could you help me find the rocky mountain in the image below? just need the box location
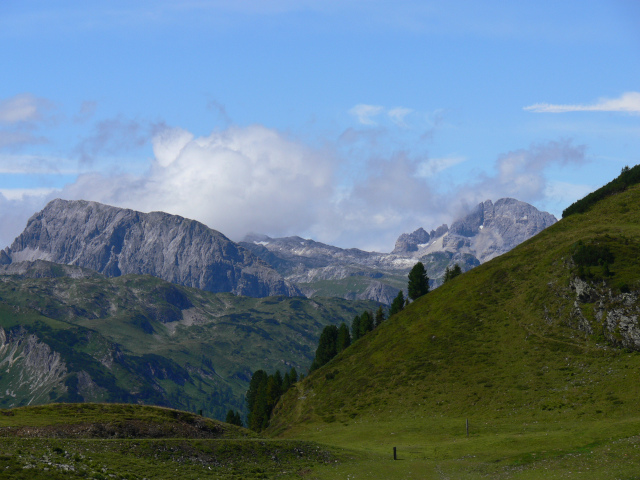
[392,198,557,261]
[4,199,300,298]
[241,198,556,303]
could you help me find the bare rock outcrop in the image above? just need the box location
[6,199,301,298]
[569,277,640,350]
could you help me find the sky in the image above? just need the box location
[1,0,639,252]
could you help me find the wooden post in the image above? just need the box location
[393,447,397,460]
[466,418,469,437]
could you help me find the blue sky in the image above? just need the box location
[1,1,639,251]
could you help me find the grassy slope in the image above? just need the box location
[0,403,345,479]
[267,184,640,479]
[0,274,377,419]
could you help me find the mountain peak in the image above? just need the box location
[8,199,301,297]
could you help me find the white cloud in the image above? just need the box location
[0,122,593,254]
[460,139,587,206]
[0,188,57,201]
[151,127,194,167]
[524,92,640,114]
[349,104,384,125]
[0,93,52,124]
[388,107,412,127]
[61,125,336,241]
[416,155,466,177]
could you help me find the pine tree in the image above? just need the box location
[336,323,351,352]
[310,324,339,371]
[359,310,374,337]
[375,306,385,327]
[282,371,291,392]
[289,367,298,384]
[246,370,267,418]
[389,291,405,316]
[444,263,462,283]
[226,409,243,426]
[351,315,362,341]
[247,371,269,431]
[408,261,429,300]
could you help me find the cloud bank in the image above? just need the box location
[524,92,640,114]
[0,121,589,252]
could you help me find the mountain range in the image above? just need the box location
[2,197,555,305]
[241,197,556,303]
[0,194,556,419]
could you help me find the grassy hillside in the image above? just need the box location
[0,271,377,420]
[266,183,640,478]
[0,403,345,479]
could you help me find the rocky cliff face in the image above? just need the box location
[5,199,300,298]
[241,198,555,303]
[0,327,69,407]
[394,198,557,262]
[568,277,640,350]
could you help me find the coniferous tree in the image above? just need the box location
[444,264,462,283]
[359,310,374,337]
[246,370,268,419]
[226,409,243,426]
[375,306,385,327]
[289,367,298,384]
[336,322,351,352]
[282,371,291,392]
[247,375,269,431]
[389,291,405,316]
[408,261,429,300]
[351,315,362,341]
[310,324,339,371]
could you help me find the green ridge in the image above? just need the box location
[266,182,640,479]
[0,274,378,419]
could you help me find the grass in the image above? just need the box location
[0,404,347,479]
[263,183,640,478]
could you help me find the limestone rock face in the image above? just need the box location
[7,199,300,298]
[568,277,640,350]
[392,227,430,254]
[396,198,557,263]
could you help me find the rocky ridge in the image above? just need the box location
[4,199,300,298]
[393,198,557,262]
[241,198,556,303]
